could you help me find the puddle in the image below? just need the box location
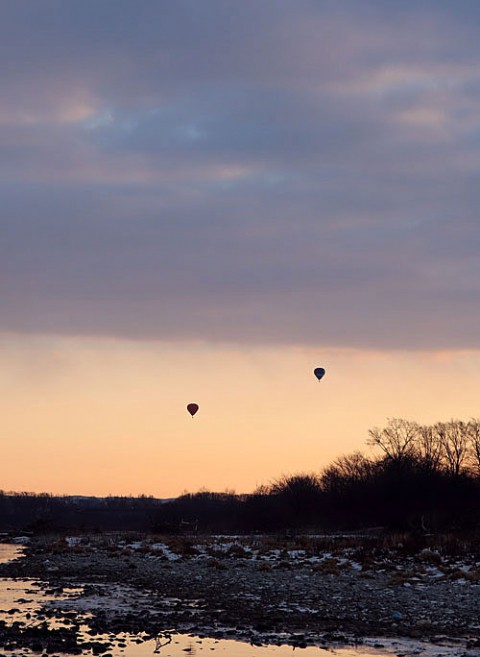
[0,542,84,633]
[0,544,478,657]
[61,632,480,657]
[0,543,24,564]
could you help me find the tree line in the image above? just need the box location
[0,494,163,533]
[2,418,480,534]
[154,418,480,533]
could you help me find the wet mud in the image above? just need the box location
[1,536,479,654]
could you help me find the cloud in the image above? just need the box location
[1,1,480,349]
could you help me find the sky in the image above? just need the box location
[1,1,480,496]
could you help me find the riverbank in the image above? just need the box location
[1,534,480,652]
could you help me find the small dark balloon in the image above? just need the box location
[187,403,199,417]
[314,367,326,381]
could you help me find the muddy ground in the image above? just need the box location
[1,534,480,651]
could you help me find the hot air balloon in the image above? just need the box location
[314,367,326,381]
[187,403,199,417]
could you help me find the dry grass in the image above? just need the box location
[164,537,200,556]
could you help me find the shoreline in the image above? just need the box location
[1,535,480,653]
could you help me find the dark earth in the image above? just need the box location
[1,535,480,653]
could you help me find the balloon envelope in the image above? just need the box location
[314,367,326,381]
[187,403,199,417]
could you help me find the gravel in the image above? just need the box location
[1,536,480,650]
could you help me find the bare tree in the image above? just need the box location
[336,451,375,480]
[467,418,480,476]
[268,473,322,496]
[417,424,443,472]
[368,418,420,460]
[321,451,375,492]
[434,420,470,477]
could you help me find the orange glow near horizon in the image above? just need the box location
[1,334,480,498]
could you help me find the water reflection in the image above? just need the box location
[0,544,478,657]
[93,633,479,657]
[0,542,23,564]
[154,632,172,653]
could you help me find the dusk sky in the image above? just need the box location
[2,1,480,496]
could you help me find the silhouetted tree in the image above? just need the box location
[434,420,470,477]
[266,473,324,529]
[3,417,480,535]
[416,424,443,473]
[368,418,419,460]
[467,418,480,476]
